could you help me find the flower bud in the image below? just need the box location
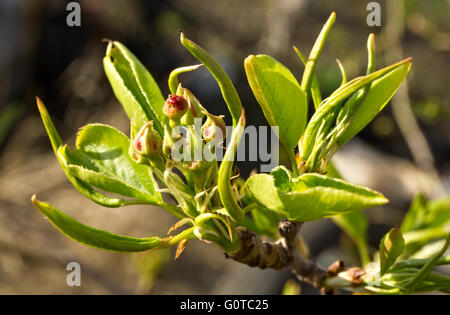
[130,121,162,164]
[202,113,227,141]
[179,88,206,126]
[163,94,188,121]
[182,88,204,118]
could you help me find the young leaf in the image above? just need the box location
[37,98,139,208]
[246,170,388,221]
[411,239,448,259]
[338,62,412,145]
[403,227,449,247]
[300,12,336,95]
[180,32,242,127]
[406,233,450,292]
[292,46,322,110]
[168,64,203,95]
[335,59,348,86]
[32,195,161,252]
[103,41,166,133]
[251,206,282,237]
[195,213,236,243]
[36,97,62,153]
[218,111,246,222]
[392,256,450,270]
[245,54,307,148]
[321,34,376,160]
[61,123,162,203]
[379,227,405,275]
[300,58,411,165]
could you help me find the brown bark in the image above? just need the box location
[228,220,327,290]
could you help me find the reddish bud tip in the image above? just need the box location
[130,121,162,164]
[163,95,188,120]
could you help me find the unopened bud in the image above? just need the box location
[180,88,205,125]
[202,113,227,141]
[130,121,162,164]
[163,95,188,121]
[182,88,204,119]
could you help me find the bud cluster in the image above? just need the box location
[129,86,227,192]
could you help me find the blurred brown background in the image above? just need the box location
[0,0,448,294]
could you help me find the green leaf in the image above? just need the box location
[37,98,138,208]
[379,227,405,275]
[392,256,450,270]
[246,167,388,221]
[338,62,411,145]
[250,206,282,237]
[403,227,449,247]
[292,46,322,110]
[319,34,377,162]
[245,54,307,148]
[400,195,450,255]
[32,196,161,252]
[406,233,450,292]
[300,12,336,95]
[103,41,166,133]
[218,111,246,222]
[300,58,412,167]
[335,59,348,87]
[61,124,162,203]
[168,64,203,95]
[36,97,63,153]
[180,32,242,127]
[411,239,448,259]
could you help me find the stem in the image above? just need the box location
[322,275,353,290]
[228,221,327,289]
[227,220,374,293]
[278,220,326,288]
[159,227,196,248]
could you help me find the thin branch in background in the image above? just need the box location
[384,0,446,197]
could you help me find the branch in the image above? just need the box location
[228,220,330,290]
[278,220,326,288]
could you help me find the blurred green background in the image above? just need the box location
[0,0,448,294]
